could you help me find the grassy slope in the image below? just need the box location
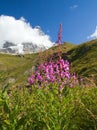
[0,53,39,87]
[68,39,97,82]
[0,39,97,86]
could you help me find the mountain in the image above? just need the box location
[0,26,52,54]
[0,41,46,54]
[0,39,97,87]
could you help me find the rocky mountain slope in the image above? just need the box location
[0,41,46,54]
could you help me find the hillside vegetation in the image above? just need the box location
[68,39,97,83]
[0,53,38,87]
[0,39,97,87]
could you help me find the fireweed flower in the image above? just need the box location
[36,73,42,82]
[28,57,78,87]
[64,72,70,79]
[54,64,59,74]
[71,73,79,85]
[69,83,74,88]
[28,76,35,84]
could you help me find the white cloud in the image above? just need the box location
[87,26,97,39]
[70,5,78,10]
[0,15,53,49]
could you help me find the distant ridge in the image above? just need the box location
[0,41,46,54]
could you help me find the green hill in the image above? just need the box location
[0,53,39,87]
[68,39,97,83]
[0,39,97,87]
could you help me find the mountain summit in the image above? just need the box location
[0,15,53,53]
[0,26,53,54]
[0,41,46,54]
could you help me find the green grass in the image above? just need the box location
[0,53,39,87]
[68,39,97,83]
[0,84,97,130]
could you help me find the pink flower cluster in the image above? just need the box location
[28,57,78,87]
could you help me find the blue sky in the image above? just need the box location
[0,0,97,44]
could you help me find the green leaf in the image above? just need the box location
[4,102,10,113]
[0,98,4,105]
[4,120,11,126]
